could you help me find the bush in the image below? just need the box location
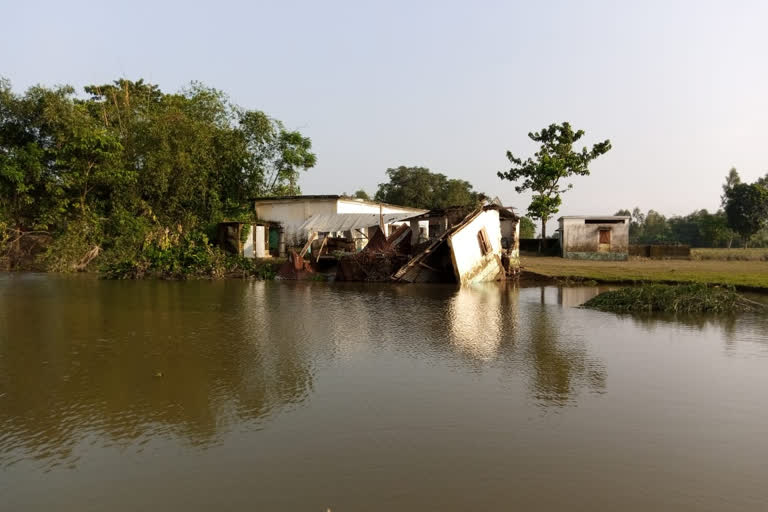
[40,215,103,272]
[101,230,281,280]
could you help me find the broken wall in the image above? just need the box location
[447,209,505,284]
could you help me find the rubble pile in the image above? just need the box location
[336,225,412,282]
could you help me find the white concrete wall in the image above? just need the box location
[500,218,520,258]
[254,226,266,257]
[255,200,337,245]
[447,210,504,284]
[561,218,629,259]
[255,198,426,248]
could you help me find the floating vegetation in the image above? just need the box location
[582,283,767,314]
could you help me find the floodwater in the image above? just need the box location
[1,275,768,511]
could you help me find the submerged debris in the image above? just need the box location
[582,283,766,314]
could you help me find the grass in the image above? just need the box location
[691,248,768,261]
[582,283,765,314]
[521,255,768,291]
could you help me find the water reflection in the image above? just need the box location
[443,283,606,405]
[4,275,768,510]
[2,276,765,474]
[447,283,515,360]
[0,277,314,469]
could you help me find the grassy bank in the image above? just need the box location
[521,256,768,291]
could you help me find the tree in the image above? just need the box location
[724,182,768,247]
[1,76,318,270]
[374,166,482,209]
[0,81,69,236]
[498,122,611,241]
[353,189,370,200]
[519,217,536,238]
[721,167,741,207]
[639,210,672,244]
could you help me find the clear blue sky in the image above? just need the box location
[3,0,767,229]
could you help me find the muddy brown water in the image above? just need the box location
[1,274,768,511]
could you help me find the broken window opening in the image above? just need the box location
[478,228,493,255]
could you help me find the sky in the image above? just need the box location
[2,0,767,232]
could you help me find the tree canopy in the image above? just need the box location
[498,122,611,239]
[724,182,768,247]
[374,166,482,209]
[0,77,316,270]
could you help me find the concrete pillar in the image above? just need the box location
[254,225,266,258]
[278,229,286,257]
[243,225,255,258]
[410,220,420,246]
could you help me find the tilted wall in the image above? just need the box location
[447,210,505,284]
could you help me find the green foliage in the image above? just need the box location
[614,207,758,248]
[582,283,764,314]
[519,216,536,238]
[721,167,741,207]
[724,182,768,247]
[353,189,370,200]
[498,122,611,238]
[40,214,104,272]
[0,77,316,273]
[374,166,482,209]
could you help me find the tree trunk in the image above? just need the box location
[13,224,22,270]
[540,217,548,250]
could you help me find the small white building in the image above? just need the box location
[253,195,428,252]
[558,216,630,260]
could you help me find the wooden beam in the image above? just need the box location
[315,235,328,263]
[299,232,318,258]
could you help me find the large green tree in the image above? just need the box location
[374,166,482,209]
[498,122,611,240]
[724,182,768,247]
[1,77,316,270]
[719,167,742,247]
[721,167,741,206]
[0,82,70,244]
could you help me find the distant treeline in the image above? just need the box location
[0,78,316,274]
[616,169,768,248]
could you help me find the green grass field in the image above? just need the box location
[691,248,768,261]
[521,255,768,290]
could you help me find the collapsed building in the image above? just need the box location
[243,196,520,284]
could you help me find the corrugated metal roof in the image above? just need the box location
[298,213,419,232]
[253,195,426,212]
[558,216,630,221]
